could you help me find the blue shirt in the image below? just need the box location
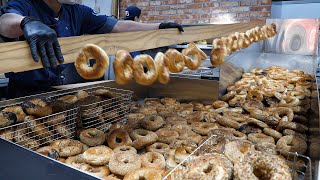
[4,0,118,96]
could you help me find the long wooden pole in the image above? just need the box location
[0,20,264,73]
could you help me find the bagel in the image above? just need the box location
[36,146,60,160]
[0,129,13,141]
[182,44,202,70]
[82,145,113,166]
[212,100,228,109]
[65,155,89,169]
[283,129,307,141]
[2,106,26,123]
[113,50,134,85]
[132,54,158,86]
[124,168,162,180]
[142,115,164,131]
[248,133,275,144]
[76,90,89,99]
[107,128,133,149]
[224,140,255,164]
[186,153,233,180]
[210,39,229,66]
[130,129,158,150]
[109,152,141,176]
[255,141,278,155]
[141,152,165,170]
[273,107,294,122]
[165,49,185,73]
[44,113,66,125]
[276,135,307,156]
[79,128,105,147]
[234,151,291,180]
[75,44,109,80]
[247,118,269,128]
[83,165,110,178]
[154,52,170,84]
[191,122,219,135]
[146,142,170,155]
[263,127,282,140]
[174,145,195,163]
[26,117,53,142]
[21,98,52,117]
[54,124,73,139]
[113,145,137,154]
[156,128,179,144]
[50,139,83,157]
[276,121,308,133]
[0,112,17,128]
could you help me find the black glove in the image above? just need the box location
[159,22,184,32]
[20,16,64,68]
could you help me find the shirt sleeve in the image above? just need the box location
[79,5,118,34]
[5,0,33,16]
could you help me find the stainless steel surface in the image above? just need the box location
[0,138,97,180]
[265,19,319,56]
[164,134,312,180]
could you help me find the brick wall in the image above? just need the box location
[119,0,271,24]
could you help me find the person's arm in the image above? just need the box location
[111,20,159,32]
[112,20,184,33]
[0,13,24,38]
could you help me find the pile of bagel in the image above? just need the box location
[210,23,277,66]
[0,88,119,150]
[28,70,313,179]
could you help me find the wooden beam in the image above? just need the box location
[0,20,264,73]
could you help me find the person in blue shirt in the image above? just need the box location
[124,6,142,58]
[0,0,184,98]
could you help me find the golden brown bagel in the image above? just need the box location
[75,44,109,80]
[182,45,202,70]
[133,54,158,86]
[165,49,185,73]
[113,50,134,85]
[154,52,170,84]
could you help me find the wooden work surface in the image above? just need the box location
[0,20,264,73]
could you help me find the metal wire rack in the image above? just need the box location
[0,108,78,150]
[77,86,133,131]
[163,134,312,180]
[0,86,133,150]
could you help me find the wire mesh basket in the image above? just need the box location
[0,86,133,150]
[0,108,78,150]
[78,86,133,131]
[163,134,312,180]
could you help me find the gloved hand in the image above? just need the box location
[20,16,64,68]
[159,22,184,32]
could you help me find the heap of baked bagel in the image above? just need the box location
[9,65,310,179]
[74,24,277,86]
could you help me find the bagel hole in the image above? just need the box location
[116,137,123,143]
[121,147,130,151]
[143,66,148,73]
[203,164,213,174]
[123,159,129,164]
[149,116,156,121]
[138,176,147,180]
[253,167,267,179]
[156,145,162,149]
[138,131,148,136]
[88,59,96,67]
